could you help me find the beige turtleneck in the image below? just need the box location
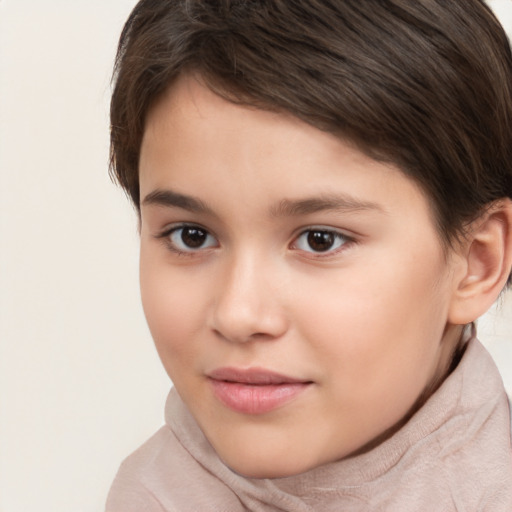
[106,337,512,511]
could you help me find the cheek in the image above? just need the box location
[293,251,449,398]
[139,250,206,371]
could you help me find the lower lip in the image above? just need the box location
[209,379,310,415]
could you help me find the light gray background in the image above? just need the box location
[1,1,511,511]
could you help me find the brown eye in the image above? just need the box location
[167,225,217,252]
[181,227,207,248]
[307,231,336,252]
[293,228,348,254]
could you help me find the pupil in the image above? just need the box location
[307,231,334,252]
[182,227,206,248]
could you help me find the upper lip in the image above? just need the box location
[207,367,310,385]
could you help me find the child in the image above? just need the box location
[106,0,512,510]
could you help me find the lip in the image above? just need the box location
[207,367,312,415]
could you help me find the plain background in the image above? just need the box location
[0,1,511,511]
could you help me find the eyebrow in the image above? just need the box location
[142,189,214,215]
[142,188,385,218]
[269,194,385,217]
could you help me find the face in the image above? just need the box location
[139,75,463,478]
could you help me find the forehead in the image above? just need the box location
[139,74,437,232]
[141,74,352,173]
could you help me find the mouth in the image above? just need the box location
[207,367,313,415]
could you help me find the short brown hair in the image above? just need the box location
[110,0,512,248]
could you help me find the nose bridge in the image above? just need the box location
[210,247,287,343]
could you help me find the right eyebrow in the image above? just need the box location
[141,189,214,215]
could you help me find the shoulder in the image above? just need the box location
[424,341,512,509]
[377,339,512,510]
[509,394,512,438]
[105,423,246,512]
[105,426,176,512]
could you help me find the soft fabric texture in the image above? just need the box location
[106,338,512,511]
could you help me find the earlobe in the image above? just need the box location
[448,199,512,325]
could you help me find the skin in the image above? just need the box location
[138,74,466,478]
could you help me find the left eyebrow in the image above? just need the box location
[269,194,386,218]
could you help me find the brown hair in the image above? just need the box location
[110,0,512,249]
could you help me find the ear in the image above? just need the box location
[448,199,512,325]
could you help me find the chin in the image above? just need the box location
[218,446,323,479]
[227,459,310,479]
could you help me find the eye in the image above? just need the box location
[292,228,349,254]
[164,224,218,253]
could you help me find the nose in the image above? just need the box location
[209,252,289,344]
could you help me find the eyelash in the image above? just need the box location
[156,224,354,258]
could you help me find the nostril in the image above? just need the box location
[213,329,279,343]
[250,332,276,341]
[212,328,274,343]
